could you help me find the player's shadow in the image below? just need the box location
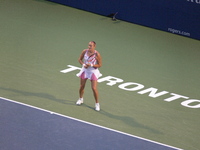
[1,87,162,134]
[84,103,162,135]
[0,87,74,105]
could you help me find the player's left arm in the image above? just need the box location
[94,51,102,68]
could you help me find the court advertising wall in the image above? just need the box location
[48,0,200,40]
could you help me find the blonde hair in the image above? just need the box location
[90,41,96,46]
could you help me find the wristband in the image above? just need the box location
[82,64,86,67]
[91,64,93,67]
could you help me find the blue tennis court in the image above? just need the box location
[0,97,182,150]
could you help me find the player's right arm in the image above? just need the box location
[78,49,87,68]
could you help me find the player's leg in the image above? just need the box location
[91,80,99,103]
[79,78,87,98]
[76,78,87,105]
[91,80,100,111]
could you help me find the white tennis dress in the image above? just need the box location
[76,50,102,80]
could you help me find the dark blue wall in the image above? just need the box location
[48,0,200,40]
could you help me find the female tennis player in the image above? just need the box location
[76,41,102,111]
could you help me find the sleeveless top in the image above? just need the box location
[84,50,97,66]
[76,49,102,80]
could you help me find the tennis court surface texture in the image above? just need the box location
[0,0,200,150]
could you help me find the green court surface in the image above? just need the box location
[0,0,200,149]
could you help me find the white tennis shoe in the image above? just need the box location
[95,103,100,111]
[76,98,83,105]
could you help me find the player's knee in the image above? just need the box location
[91,86,97,91]
[80,84,85,90]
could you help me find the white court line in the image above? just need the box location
[0,96,183,150]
